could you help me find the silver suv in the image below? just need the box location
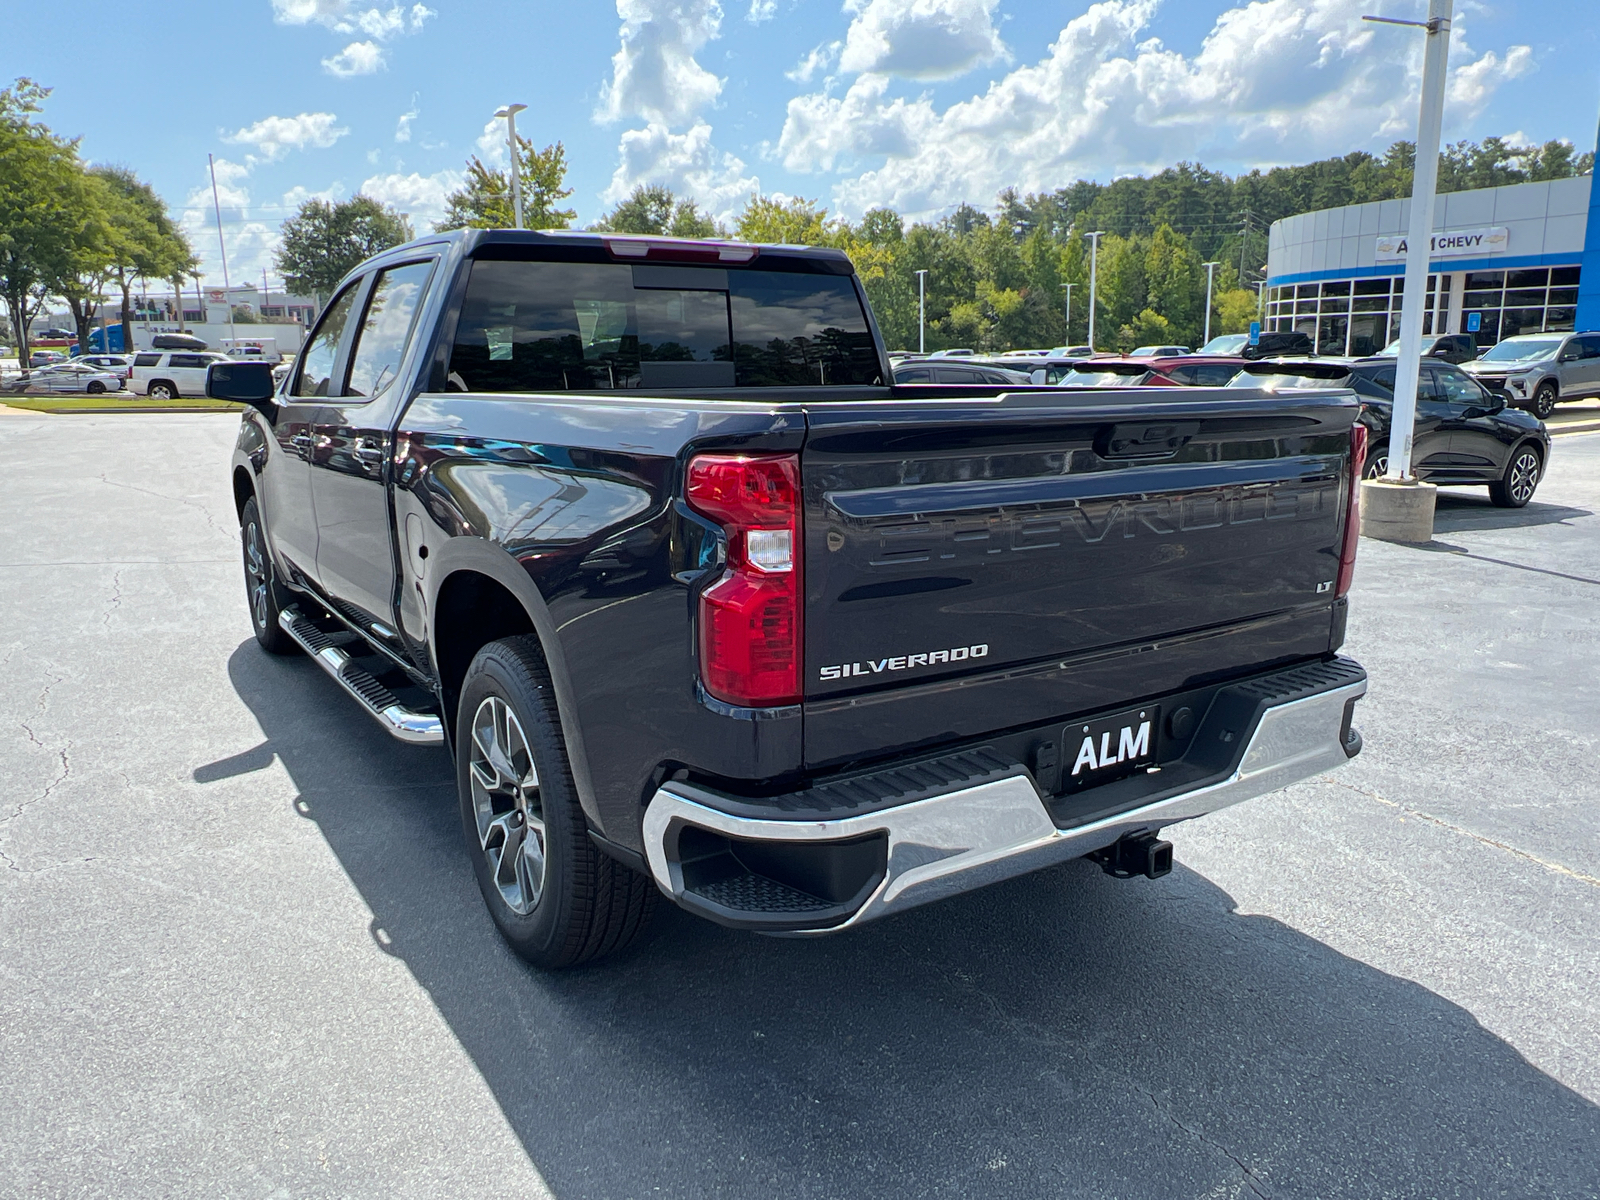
[1462,331,1600,418]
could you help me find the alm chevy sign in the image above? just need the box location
[1375,226,1509,261]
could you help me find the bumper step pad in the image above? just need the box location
[279,605,444,746]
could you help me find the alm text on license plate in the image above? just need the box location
[1063,706,1160,791]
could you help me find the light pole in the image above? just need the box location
[1366,3,1452,482]
[495,103,528,229]
[915,269,928,354]
[1201,261,1220,346]
[1085,231,1104,351]
[1060,282,1073,344]
[207,153,238,348]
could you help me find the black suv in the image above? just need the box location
[1235,358,1550,507]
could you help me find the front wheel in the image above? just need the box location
[1489,444,1542,508]
[1363,446,1390,480]
[456,636,656,969]
[86,380,106,395]
[1529,382,1557,420]
[240,497,298,654]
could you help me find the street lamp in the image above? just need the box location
[495,103,528,229]
[915,269,928,354]
[207,153,238,349]
[1201,261,1220,346]
[1365,3,1451,482]
[1060,282,1073,343]
[1084,231,1104,351]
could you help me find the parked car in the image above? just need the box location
[1129,344,1191,357]
[1459,331,1600,419]
[894,360,1033,385]
[212,227,1367,968]
[1241,330,1314,359]
[1046,344,1095,357]
[1033,358,1185,387]
[29,350,67,367]
[5,362,127,395]
[1228,358,1548,507]
[1141,356,1255,386]
[35,327,74,340]
[926,348,976,358]
[1375,333,1478,365]
[73,353,133,383]
[1197,333,1250,355]
[130,350,233,399]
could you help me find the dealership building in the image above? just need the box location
[1265,170,1600,355]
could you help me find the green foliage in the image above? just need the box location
[275,196,414,297]
[435,138,577,231]
[591,184,721,237]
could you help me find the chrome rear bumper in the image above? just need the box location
[642,669,1366,933]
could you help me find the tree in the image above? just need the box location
[435,137,576,231]
[91,165,194,352]
[53,168,117,352]
[0,79,83,367]
[592,184,720,237]
[275,196,413,298]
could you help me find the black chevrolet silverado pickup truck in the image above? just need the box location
[212,229,1368,968]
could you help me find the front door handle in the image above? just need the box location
[289,433,312,449]
[353,444,384,463]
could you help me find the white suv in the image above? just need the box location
[129,350,232,399]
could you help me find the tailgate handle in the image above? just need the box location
[1096,421,1201,460]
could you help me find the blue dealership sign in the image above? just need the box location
[1467,312,1482,333]
[1249,321,1261,346]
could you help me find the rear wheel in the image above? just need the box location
[1489,444,1542,508]
[147,380,176,400]
[456,636,656,969]
[1529,382,1557,420]
[240,497,298,654]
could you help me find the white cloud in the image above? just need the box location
[395,94,420,142]
[323,40,386,75]
[838,0,1006,80]
[178,160,284,284]
[604,121,758,225]
[747,0,776,21]
[778,0,1537,219]
[600,0,725,127]
[282,183,344,209]
[224,111,349,162]
[787,41,840,83]
[270,0,351,27]
[272,0,435,36]
[359,169,463,229]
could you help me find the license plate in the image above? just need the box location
[1062,706,1160,791]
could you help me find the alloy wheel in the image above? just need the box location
[1364,453,1389,481]
[243,519,270,631]
[469,695,547,915]
[1509,450,1540,505]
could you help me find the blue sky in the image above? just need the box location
[12,1,1599,286]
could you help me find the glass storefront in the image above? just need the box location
[1265,265,1580,352]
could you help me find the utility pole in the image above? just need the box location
[1060,282,1073,343]
[1201,262,1220,346]
[1237,211,1253,286]
[496,104,528,229]
[208,154,238,348]
[1085,232,1104,352]
[915,269,928,354]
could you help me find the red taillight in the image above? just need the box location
[686,453,802,707]
[1337,421,1368,598]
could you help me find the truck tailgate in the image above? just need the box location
[800,390,1357,768]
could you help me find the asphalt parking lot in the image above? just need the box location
[2,411,1597,1200]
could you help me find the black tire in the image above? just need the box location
[1489,443,1542,508]
[456,636,656,968]
[86,380,106,394]
[239,496,298,654]
[148,380,176,400]
[1362,445,1390,481]
[1529,382,1557,420]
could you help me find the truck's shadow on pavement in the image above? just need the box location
[211,641,1600,1200]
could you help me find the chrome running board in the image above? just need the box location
[279,605,444,746]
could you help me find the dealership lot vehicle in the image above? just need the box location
[130,349,232,398]
[1376,332,1479,364]
[1232,358,1549,506]
[1129,343,1191,357]
[1198,332,1250,354]
[892,359,1032,383]
[1031,356,1186,386]
[215,228,1367,968]
[1462,331,1600,418]
[4,362,127,395]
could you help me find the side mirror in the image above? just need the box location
[208,361,277,418]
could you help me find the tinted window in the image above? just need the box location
[1194,365,1240,386]
[448,260,879,392]
[1577,335,1600,360]
[896,367,931,383]
[1434,367,1488,404]
[168,354,206,369]
[345,260,434,399]
[1161,365,1196,385]
[294,286,360,398]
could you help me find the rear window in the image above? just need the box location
[133,354,160,367]
[448,260,881,392]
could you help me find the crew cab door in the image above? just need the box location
[264,283,362,584]
[309,259,436,646]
